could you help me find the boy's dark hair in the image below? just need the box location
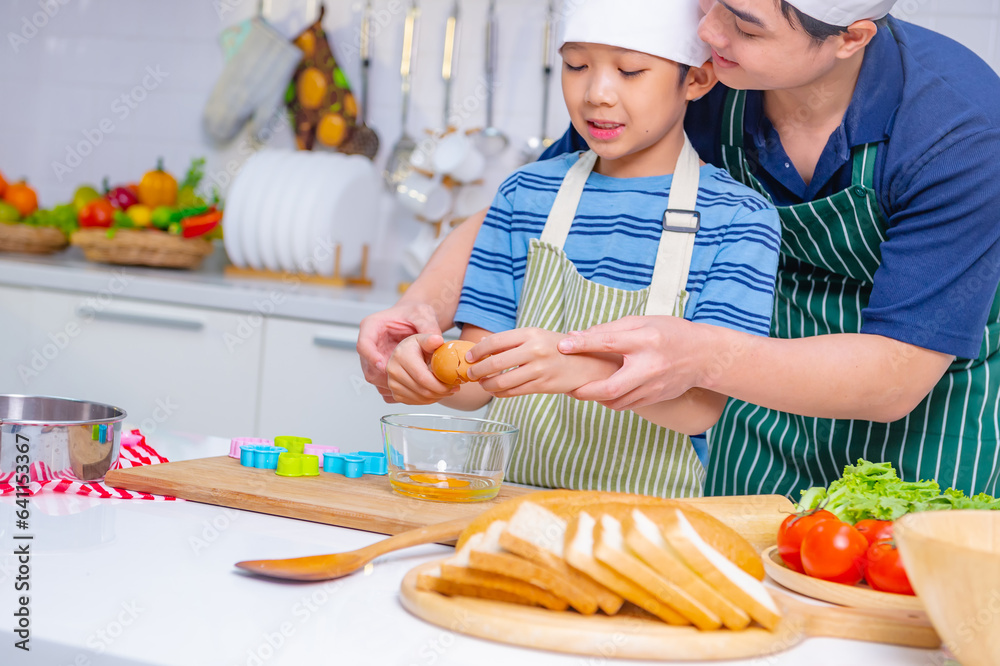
[777,1,888,44]
[679,64,691,85]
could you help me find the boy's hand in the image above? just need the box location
[467,328,621,397]
[386,334,459,405]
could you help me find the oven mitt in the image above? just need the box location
[285,3,362,152]
[203,17,302,144]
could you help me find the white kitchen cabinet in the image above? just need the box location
[1,288,263,437]
[0,285,36,386]
[257,317,485,452]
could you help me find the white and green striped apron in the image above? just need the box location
[487,138,706,498]
[709,89,1000,497]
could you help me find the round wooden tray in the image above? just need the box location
[400,559,939,660]
[401,560,798,661]
[762,546,923,612]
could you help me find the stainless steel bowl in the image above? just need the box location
[0,395,127,483]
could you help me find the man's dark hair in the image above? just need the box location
[777,1,888,44]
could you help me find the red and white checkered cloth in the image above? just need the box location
[0,429,177,501]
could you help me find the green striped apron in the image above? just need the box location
[708,89,1000,497]
[487,138,706,498]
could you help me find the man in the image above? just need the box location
[359,0,1000,497]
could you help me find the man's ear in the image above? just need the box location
[836,19,878,59]
[686,60,718,101]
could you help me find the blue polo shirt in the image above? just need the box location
[545,17,1000,360]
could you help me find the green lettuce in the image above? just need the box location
[795,459,1000,524]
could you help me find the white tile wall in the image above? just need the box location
[0,0,998,255]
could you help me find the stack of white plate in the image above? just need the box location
[223,150,381,276]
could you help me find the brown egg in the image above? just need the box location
[431,340,477,385]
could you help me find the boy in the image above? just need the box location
[386,0,781,498]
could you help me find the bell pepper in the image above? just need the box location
[104,177,140,210]
[125,204,153,227]
[180,210,222,238]
[168,205,209,224]
[78,199,116,228]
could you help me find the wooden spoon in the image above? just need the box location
[234,515,474,581]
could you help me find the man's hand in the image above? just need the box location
[468,328,623,398]
[386,333,459,405]
[557,316,703,410]
[357,304,442,403]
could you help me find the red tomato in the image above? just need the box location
[776,509,839,573]
[78,199,115,228]
[800,520,869,585]
[865,540,915,595]
[855,519,894,547]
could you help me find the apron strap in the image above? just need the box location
[646,134,701,316]
[540,151,599,247]
[538,136,702,317]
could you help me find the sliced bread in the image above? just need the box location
[439,532,570,611]
[565,511,689,626]
[500,501,624,615]
[594,513,723,631]
[417,565,535,606]
[660,509,782,631]
[466,520,599,614]
[625,509,751,631]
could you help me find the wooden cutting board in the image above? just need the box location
[106,456,792,549]
[105,456,537,536]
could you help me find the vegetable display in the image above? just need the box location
[0,157,222,246]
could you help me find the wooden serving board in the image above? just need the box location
[762,546,924,612]
[401,561,940,660]
[104,456,536,536]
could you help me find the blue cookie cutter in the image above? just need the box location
[323,451,387,478]
[240,444,288,470]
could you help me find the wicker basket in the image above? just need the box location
[0,223,69,254]
[71,228,214,269]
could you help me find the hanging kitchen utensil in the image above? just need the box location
[339,0,380,160]
[474,0,509,157]
[440,0,460,131]
[203,0,302,145]
[383,0,420,188]
[520,0,556,164]
[286,2,365,153]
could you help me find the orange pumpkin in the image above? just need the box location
[138,158,177,207]
[0,170,7,198]
[4,181,38,217]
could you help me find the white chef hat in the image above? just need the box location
[560,0,711,67]
[784,0,897,26]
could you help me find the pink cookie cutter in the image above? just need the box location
[229,437,273,458]
[304,444,340,458]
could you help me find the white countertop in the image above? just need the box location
[0,431,945,666]
[0,245,400,326]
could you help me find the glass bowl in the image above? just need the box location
[380,413,518,503]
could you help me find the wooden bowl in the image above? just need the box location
[895,510,1000,666]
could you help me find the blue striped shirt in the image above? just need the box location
[455,152,781,336]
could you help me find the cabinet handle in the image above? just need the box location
[76,307,205,331]
[312,330,359,350]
